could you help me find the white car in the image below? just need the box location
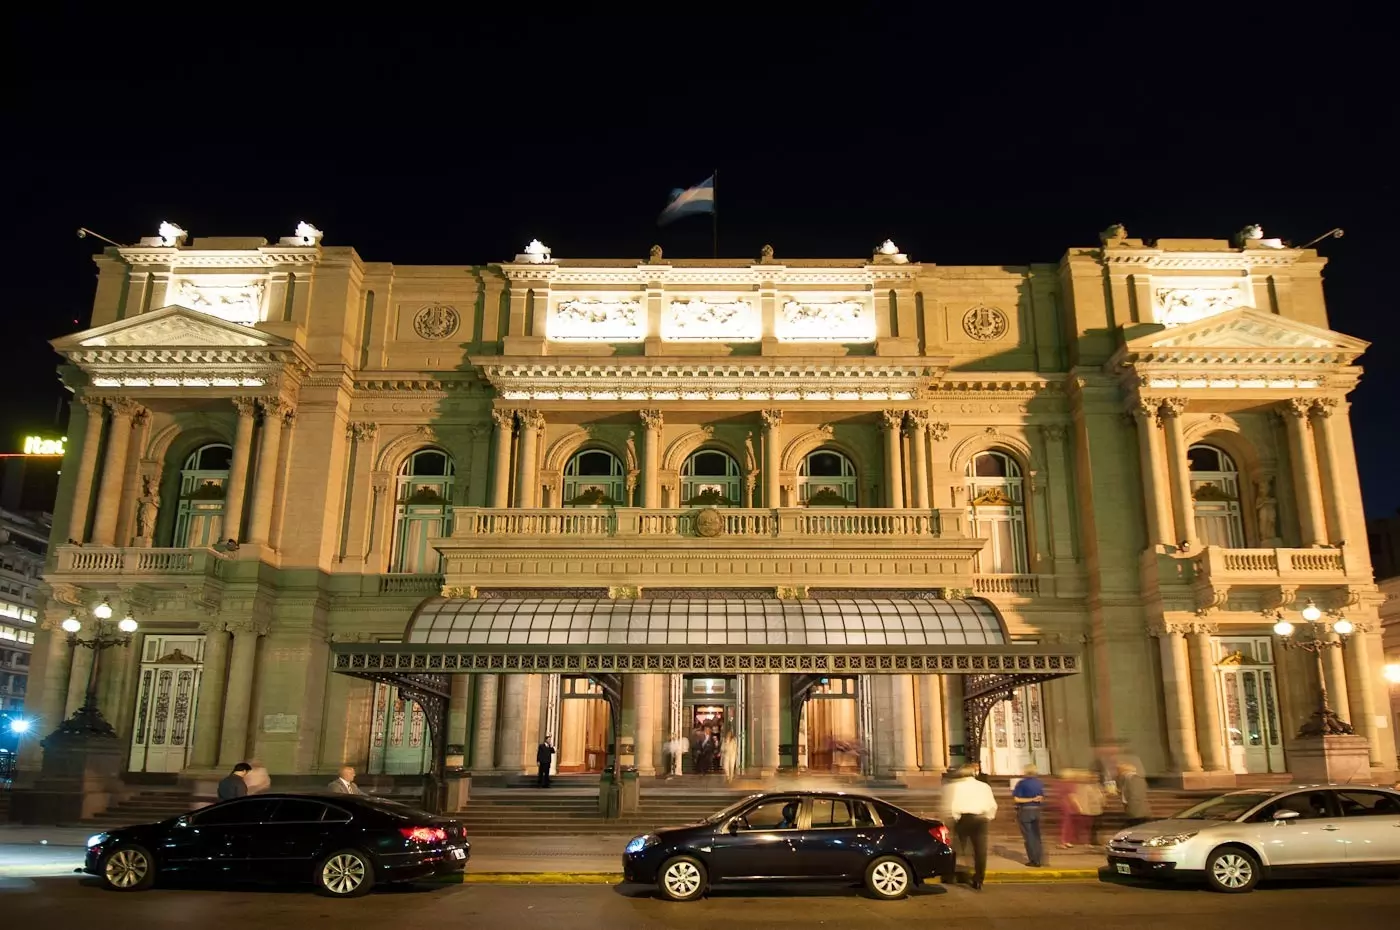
[1107,784,1400,893]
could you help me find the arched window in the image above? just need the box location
[563,449,625,506]
[681,449,741,507]
[391,448,455,573]
[1189,444,1244,548]
[175,443,233,547]
[798,449,857,506]
[965,450,1028,573]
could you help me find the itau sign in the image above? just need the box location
[22,436,65,456]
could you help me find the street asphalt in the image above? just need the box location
[0,875,1397,928]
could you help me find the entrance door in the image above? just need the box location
[682,675,737,774]
[979,684,1049,776]
[558,677,610,773]
[806,677,860,773]
[367,682,429,775]
[128,634,205,773]
[1214,637,1285,774]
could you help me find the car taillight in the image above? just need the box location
[930,825,951,846]
[401,826,447,844]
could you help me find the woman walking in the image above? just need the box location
[721,730,739,782]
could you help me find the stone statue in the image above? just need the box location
[744,432,758,476]
[759,244,774,263]
[136,494,158,539]
[1099,223,1128,245]
[1256,476,1279,543]
[625,431,639,473]
[648,244,663,264]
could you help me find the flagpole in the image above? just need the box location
[711,168,718,259]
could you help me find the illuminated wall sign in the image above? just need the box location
[22,436,65,456]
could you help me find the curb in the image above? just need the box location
[453,869,1102,885]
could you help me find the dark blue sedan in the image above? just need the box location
[83,793,469,897]
[623,790,955,901]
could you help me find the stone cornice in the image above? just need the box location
[493,261,923,287]
[112,246,322,268]
[1099,249,1311,270]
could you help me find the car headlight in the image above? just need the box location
[624,834,658,854]
[86,833,110,848]
[1142,832,1197,847]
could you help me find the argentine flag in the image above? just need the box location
[658,175,715,225]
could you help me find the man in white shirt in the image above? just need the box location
[328,765,365,795]
[944,764,998,889]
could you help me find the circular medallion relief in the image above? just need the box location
[413,304,461,340]
[961,304,1009,342]
[695,507,725,538]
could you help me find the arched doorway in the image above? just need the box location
[965,450,1028,573]
[1188,444,1245,547]
[391,448,455,572]
[681,449,741,506]
[174,444,233,547]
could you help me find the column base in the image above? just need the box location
[1159,770,1237,790]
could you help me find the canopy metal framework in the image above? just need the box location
[330,595,1079,810]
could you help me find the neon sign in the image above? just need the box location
[22,436,65,456]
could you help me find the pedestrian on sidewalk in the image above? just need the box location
[1011,764,1045,867]
[945,763,997,890]
[535,736,555,788]
[244,761,271,794]
[217,762,251,800]
[721,730,739,783]
[1117,762,1150,827]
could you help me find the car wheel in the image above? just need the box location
[99,845,156,892]
[315,848,377,898]
[1205,847,1260,894]
[657,856,706,902]
[865,855,914,900]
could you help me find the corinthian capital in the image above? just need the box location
[1284,397,1312,418]
[107,397,146,419]
[490,408,515,431]
[232,396,259,418]
[639,409,664,431]
[1158,397,1188,418]
[258,397,295,420]
[1133,397,1162,422]
[1310,397,1339,418]
[516,409,545,431]
[927,422,950,442]
[880,409,904,431]
[346,421,379,443]
[904,410,930,434]
[760,409,783,429]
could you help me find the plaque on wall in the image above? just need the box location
[262,713,299,734]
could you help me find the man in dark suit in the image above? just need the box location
[536,736,556,788]
[217,762,251,800]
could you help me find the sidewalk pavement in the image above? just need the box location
[0,825,1105,883]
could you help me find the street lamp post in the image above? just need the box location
[1271,599,1353,738]
[49,598,139,740]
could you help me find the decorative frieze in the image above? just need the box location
[663,298,760,342]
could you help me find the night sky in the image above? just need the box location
[7,9,1397,515]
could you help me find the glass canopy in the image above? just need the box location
[405,597,1007,648]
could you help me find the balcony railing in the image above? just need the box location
[51,546,227,578]
[452,507,953,541]
[376,574,445,595]
[973,574,1042,597]
[1165,545,1365,586]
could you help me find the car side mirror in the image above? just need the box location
[1272,809,1300,822]
[726,819,740,835]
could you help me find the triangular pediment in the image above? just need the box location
[1124,307,1369,354]
[53,306,290,351]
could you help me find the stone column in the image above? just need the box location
[64,637,93,718]
[90,399,144,546]
[634,673,657,776]
[641,409,663,508]
[1282,398,1327,546]
[1187,626,1227,772]
[190,620,230,769]
[1158,397,1197,550]
[449,676,471,757]
[36,613,75,737]
[889,673,917,777]
[1322,631,1351,724]
[514,410,543,509]
[880,410,905,509]
[761,409,782,508]
[246,399,292,547]
[1151,621,1203,773]
[489,410,514,508]
[906,411,930,509]
[471,674,500,772]
[66,399,106,543]
[1308,399,1350,546]
[497,674,527,774]
[759,674,780,776]
[917,674,946,772]
[218,619,267,766]
[221,397,259,543]
[1342,625,1381,764]
[1133,400,1173,549]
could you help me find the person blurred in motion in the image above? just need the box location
[945,763,998,889]
[244,761,271,794]
[721,730,739,782]
[1011,764,1046,867]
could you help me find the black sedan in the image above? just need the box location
[623,790,955,901]
[83,793,469,897]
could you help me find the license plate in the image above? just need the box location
[450,848,466,860]
[1115,863,1132,875]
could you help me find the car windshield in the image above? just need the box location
[1172,791,1275,821]
[703,794,764,824]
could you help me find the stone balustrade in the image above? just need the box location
[1155,545,1368,590]
[52,545,226,578]
[451,507,959,541]
[972,573,1043,597]
[376,573,446,595]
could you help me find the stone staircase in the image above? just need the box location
[80,790,213,828]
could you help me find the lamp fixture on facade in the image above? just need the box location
[1271,603,1353,738]
[1384,663,1400,685]
[48,600,140,741]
